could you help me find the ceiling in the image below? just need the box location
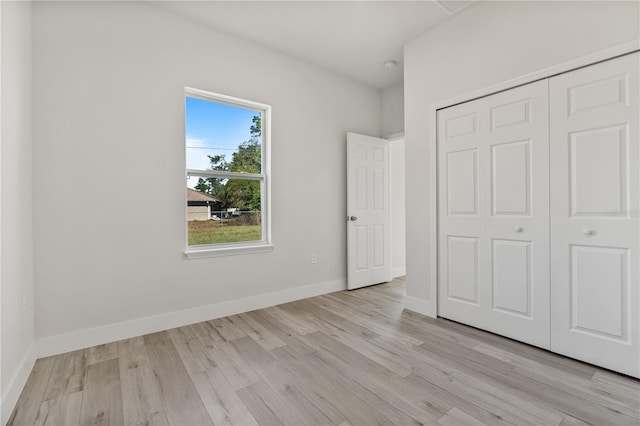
[152,1,475,89]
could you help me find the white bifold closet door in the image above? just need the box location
[549,53,639,378]
[437,52,639,377]
[437,80,551,349]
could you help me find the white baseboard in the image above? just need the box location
[36,279,346,358]
[404,295,437,318]
[1,342,37,426]
[391,266,406,279]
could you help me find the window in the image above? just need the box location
[184,87,271,258]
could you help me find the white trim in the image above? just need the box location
[185,86,270,113]
[185,243,274,259]
[404,295,437,318]
[388,138,395,282]
[427,41,640,319]
[391,266,406,279]
[1,343,36,426]
[386,131,405,141]
[263,104,272,246]
[429,93,439,318]
[36,278,345,358]
[389,137,406,282]
[187,169,264,181]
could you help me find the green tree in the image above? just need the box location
[250,115,261,137]
[195,115,262,212]
[193,153,229,197]
[229,140,261,173]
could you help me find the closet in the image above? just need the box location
[437,52,639,378]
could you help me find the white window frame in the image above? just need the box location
[184,87,273,259]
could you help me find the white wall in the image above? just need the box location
[1,1,36,423]
[404,1,640,315]
[32,2,381,347]
[389,139,406,278]
[383,82,406,278]
[382,82,404,137]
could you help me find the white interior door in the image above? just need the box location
[550,52,640,378]
[347,132,390,290]
[437,80,551,349]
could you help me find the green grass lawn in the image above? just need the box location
[188,221,262,245]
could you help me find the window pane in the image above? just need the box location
[187,178,262,246]
[186,96,262,173]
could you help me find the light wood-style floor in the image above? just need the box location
[9,278,640,426]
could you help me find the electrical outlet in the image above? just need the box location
[311,253,318,264]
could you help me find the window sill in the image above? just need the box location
[184,243,274,260]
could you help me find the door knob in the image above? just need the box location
[349,216,358,222]
[514,226,524,233]
[583,229,596,237]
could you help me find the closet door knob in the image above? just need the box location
[583,229,596,237]
[514,226,524,233]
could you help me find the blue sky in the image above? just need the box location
[186,96,259,188]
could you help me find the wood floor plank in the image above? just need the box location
[340,315,567,425]
[512,363,640,417]
[230,336,338,425]
[436,317,599,379]
[418,334,515,376]
[167,325,217,375]
[591,369,640,403]
[416,339,632,425]
[269,348,395,426]
[236,312,286,351]
[308,348,438,425]
[194,318,231,346]
[306,333,508,426]
[473,339,638,417]
[208,316,247,342]
[396,311,481,349]
[327,328,414,377]
[191,368,259,426]
[293,299,380,341]
[7,357,56,426]
[79,359,124,426]
[118,337,169,426]
[319,295,424,347]
[262,348,349,425]
[236,381,304,426]
[263,305,318,335]
[143,332,213,426]
[410,341,566,425]
[116,336,147,369]
[41,349,87,402]
[9,279,640,426]
[190,322,262,391]
[87,342,118,365]
[438,407,486,426]
[33,391,82,426]
[247,310,316,357]
[300,331,406,383]
[506,370,638,425]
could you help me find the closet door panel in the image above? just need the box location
[550,52,639,378]
[438,100,487,329]
[438,80,550,348]
[483,81,550,348]
[492,239,532,317]
[491,139,531,216]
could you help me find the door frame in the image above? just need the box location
[421,40,640,319]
